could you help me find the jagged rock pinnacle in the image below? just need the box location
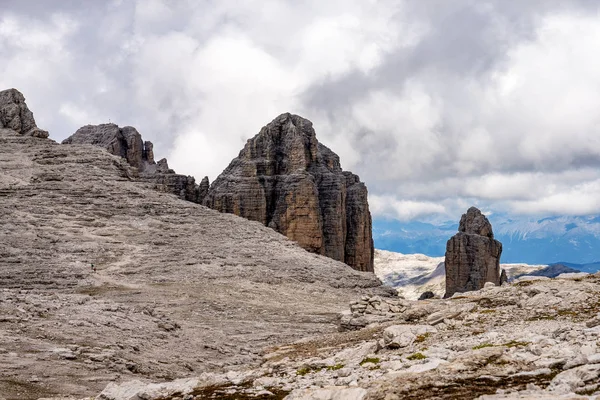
[0,88,49,138]
[204,113,374,272]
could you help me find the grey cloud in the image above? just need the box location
[2,0,600,220]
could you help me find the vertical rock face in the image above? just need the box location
[204,113,374,272]
[444,207,502,298]
[62,124,210,203]
[0,88,49,138]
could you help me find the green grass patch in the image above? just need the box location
[407,352,427,361]
[527,315,556,321]
[557,310,578,317]
[502,340,530,348]
[415,333,431,343]
[326,364,344,371]
[359,357,380,366]
[296,366,323,376]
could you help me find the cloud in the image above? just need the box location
[2,0,600,221]
[370,195,447,221]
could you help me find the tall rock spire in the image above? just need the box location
[444,207,503,297]
[204,113,374,272]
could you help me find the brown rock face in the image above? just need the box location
[0,88,48,138]
[62,124,209,203]
[444,207,502,298]
[204,113,374,272]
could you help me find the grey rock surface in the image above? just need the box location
[0,127,385,398]
[90,272,600,399]
[204,113,374,272]
[0,88,48,138]
[445,207,503,298]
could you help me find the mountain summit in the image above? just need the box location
[205,113,374,272]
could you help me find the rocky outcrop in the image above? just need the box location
[203,113,374,272]
[444,207,503,298]
[0,88,48,138]
[63,124,150,170]
[62,124,209,203]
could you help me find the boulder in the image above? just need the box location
[383,324,437,348]
[0,88,48,138]
[444,207,503,298]
[204,113,374,272]
[418,291,435,300]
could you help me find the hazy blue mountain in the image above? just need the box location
[553,261,600,274]
[513,264,580,279]
[373,214,600,269]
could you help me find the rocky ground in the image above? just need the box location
[88,272,600,400]
[0,128,387,399]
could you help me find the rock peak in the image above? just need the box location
[62,123,209,204]
[458,206,494,238]
[0,88,49,138]
[205,113,374,272]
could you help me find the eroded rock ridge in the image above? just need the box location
[0,88,49,138]
[204,113,374,272]
[63,123,209,203]
[444,207,503,298]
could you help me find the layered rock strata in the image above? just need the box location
[444,207,503,298]
[0,101,385,397]
[0,88,49,138]
[62,124,209,203]
[204,113,374,272]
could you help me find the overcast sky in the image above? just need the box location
[2,0,600,222]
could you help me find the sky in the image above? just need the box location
[2,0,600,223]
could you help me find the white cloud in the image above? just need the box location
[370,195,446,221]
[2,1,600,222]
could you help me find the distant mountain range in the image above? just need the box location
[512,263,580,279]
[373,214,600,269]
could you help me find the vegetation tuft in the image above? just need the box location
[407,352,426,361]
[359,357,380,366]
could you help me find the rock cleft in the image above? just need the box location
[204,113,374,272]
[444,207,503,298]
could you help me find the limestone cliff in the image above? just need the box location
[62,124,209,203]
[444,207,503,298]
[204,113,374,272]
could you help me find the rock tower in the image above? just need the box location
[204,113,374,272]
[444,207,503,298]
